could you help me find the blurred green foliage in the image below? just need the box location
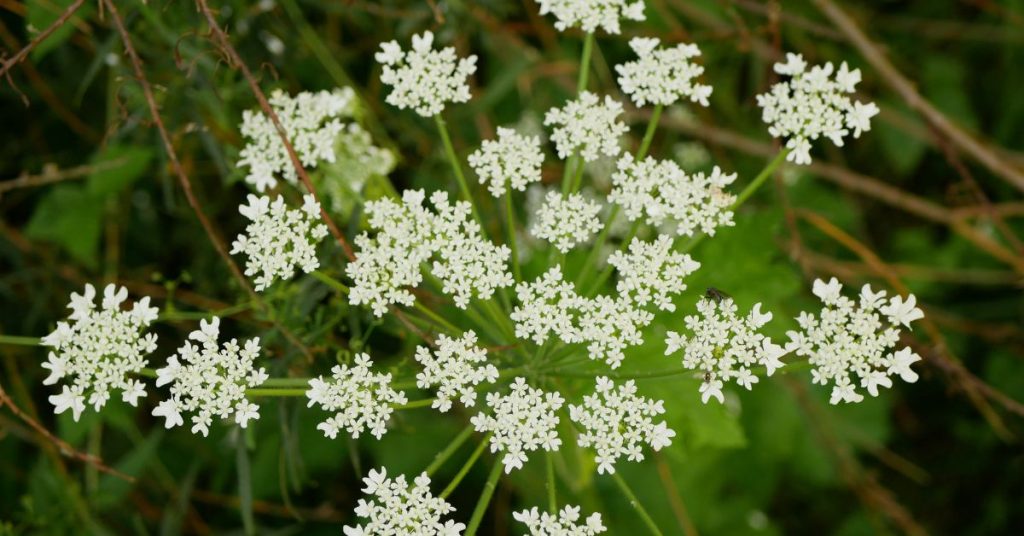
[2,1,1023,535]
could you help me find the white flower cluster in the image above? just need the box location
[514,505,606,536]
[41,284,158,421]
[511,267,653,368]
[319,122,397,212]
[238,88,354,191]
[615,37,712,107]
[609,154,737,237]
[536,0,645,34]
[472,377,564,473]
[787,278,924,404]
[545,92,628,162]
[569,377,675,474]
[343,468,465,536]
[665,297,787,404]
[376,31,477,117]
[347,190,513,315]
[231,194,328,292]
[415,331,499,412]
[756,52,880,165]
[306,354,408,439]
[607,236,700,312]
[531,192,603,253]
[151,318,267,436]
[467,127,545,197]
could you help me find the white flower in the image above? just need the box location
[544,92,628,162]
[471,378,564,473]
[531,191,603,253]
[231,194,328,292]
[238,88,355,191]
[665,297,787,404]
[536,0,645,34]
[609,154,737,237]
[786,278,924,404]
[577,295,653,369]
[467,127,545,197]
[151,317,268,436]
[376,31,477,117]
[514,505,607,535]
[511,266,587,346]
[306,353,408,439]
[569,377,674,474]
[41,284,159,421]
[415,331,499,412]
[615,37,712,107]
[343,467,465,536]
[607,236,701,311]
[756,53,879,165]
[348,190,513,315]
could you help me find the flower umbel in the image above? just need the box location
[231,194,328,292]
[376,31,477,117]
[616,37,712,107]
[151,318,267,436]
[415,331,499,413]
[607,236,701,311]
[665,297,787,404]
[467,127,545,197]
[531,191,604,253]
[786,278,924,404]
[41,284,158,421]
[536,0,645,34]
[343,467,465,536]
[514,505,607,535]
[545,92,628,162]
[306,353,408,439]
[471,377,564,473]
[756,53,879,165]
[569,377,675,474]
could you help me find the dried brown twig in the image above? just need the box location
[0,0,86,80]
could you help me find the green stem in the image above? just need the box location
[575,205,620,287]
[426,424,475,476]
[310,270,349,294]
[434,114,483,227]
[413,301,460,335]
[636,104,663,160]
[505,191,521,282]
[440,436,491,499]
[465,459,503,536]
[246,388,307,397]
[682,148,790,254]
[546,451,557,513]
[567,157,587,194]
[0,335,41,346]
[585,219,641,296]
[264,377,312,388]
[577,32,594,93]
[611,471,664,536]
[394,398,436,410]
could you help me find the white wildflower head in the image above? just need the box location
[514,505,607,535]
[616,37,712,107]
[41,284,158,421]
[230,194,328,292]
[665,297,787,404]
[786,278,924,404]
[531,191,603,253]
[511,266,587,346]
[536,0,645,34]
[756,53,880,165]
[467,127,545,197]
[609,154,737,237]
[471,377,564,473]
[544,92,628,162]
[343,467,465,536]
[151,317,267,436]
[306,353,408,439]
[347,190,512,315]
[569,377,674,474]
[376,31,477,117]
[577,295,652,369]
[415,331,499,413]
[238,88,355,192]
[607,236,700,312]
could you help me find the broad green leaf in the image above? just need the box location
[87,145,153,196]
[25,184,103,268]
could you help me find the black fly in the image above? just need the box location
[705,287,732,303]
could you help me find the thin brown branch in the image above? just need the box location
[194,0,355,261]
[654,452,699,536]
[809,0,1024,193]
[0,0,86,79]
[0,380,134,482]
[0,157,129,198]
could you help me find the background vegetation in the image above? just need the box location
[1,0,1023,534]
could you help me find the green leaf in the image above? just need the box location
[86,145,153,196]
[25,184,104,268]
[26,0,93,61]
